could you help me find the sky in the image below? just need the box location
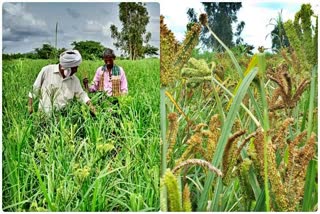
[2,2,160,54]
[2,1,319,54]
[160,0,319,53]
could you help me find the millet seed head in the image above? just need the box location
[199,13,208,26]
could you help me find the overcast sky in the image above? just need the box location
[2,1,319,54]
[161,0,319,53]
[2,2,160,54]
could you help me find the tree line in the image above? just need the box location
[2,40,158,60]
[187,2,295,54]
[3,2,159,61]
[4,2,309,61]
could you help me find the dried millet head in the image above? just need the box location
[199,13,208,26]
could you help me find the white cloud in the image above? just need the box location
[3,3,47,31]
[3,28,11,39]
[161,0,203,41]
[84,20,113,38]
[238,1,318,52]
[3,3,49,42]
[150,15,160,23]
[174,32,185,42]
[102,22,114,37]
[238,2,283,51]
[83,20,103,33]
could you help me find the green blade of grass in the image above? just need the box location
[197,67,258,211]
[248,165,261,200]
[211,77,260,127]
[91,180,100,211]
[211,80,226,124]
[254,187,266,211]
[300,90,310,132]
[2,200,31,211]
[302,159,317,211]
[160,86,167,176]
[204,22,263,123]
[77,165,127,208]
[32,157,55,211]
[307,66,317,138]
[226,54,258,110]
[208,176,223,211]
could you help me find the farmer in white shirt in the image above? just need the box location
[28,50,96,115]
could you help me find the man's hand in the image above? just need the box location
[28,107,33,115]
[86,100,96,117]
[83,78,89,91]
[28,97,33,115]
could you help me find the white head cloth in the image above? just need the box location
[59,50,82,68]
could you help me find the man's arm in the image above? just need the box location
[86,100,96,117]
[83,78,89,91]
[120,68,128,95]
[83,68,101,93]
[28,67,46,114]
[75,79,96,117]
[28,97,33,114]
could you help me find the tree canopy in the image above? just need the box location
[187,2,244,51]
[110,2,158,60]
[267,10,290,51]
[71,40,105,60]
[3,41,105,60]
[34,44,57,59]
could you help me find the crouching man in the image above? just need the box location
[28,50,96,116]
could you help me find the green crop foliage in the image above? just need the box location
[283,3,317,75]
[161,10,318,212]
[2,58,160,211]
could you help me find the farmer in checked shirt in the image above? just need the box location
[83,48,128,139]
[83,48,128,97]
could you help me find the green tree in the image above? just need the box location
[110,2,158,60]
[234,21,245,45]
[58,47,67,55]
[34,44,57,59]
[143,44,159,57]
[71,40,105,60]
[187,3,243,51]
[267,10,290,51]
[24,52,39,59]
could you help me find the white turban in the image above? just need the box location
[59,50,82,68]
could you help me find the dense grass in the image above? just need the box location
[2,58,160,211]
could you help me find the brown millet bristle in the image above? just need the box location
[172,158,222,176]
